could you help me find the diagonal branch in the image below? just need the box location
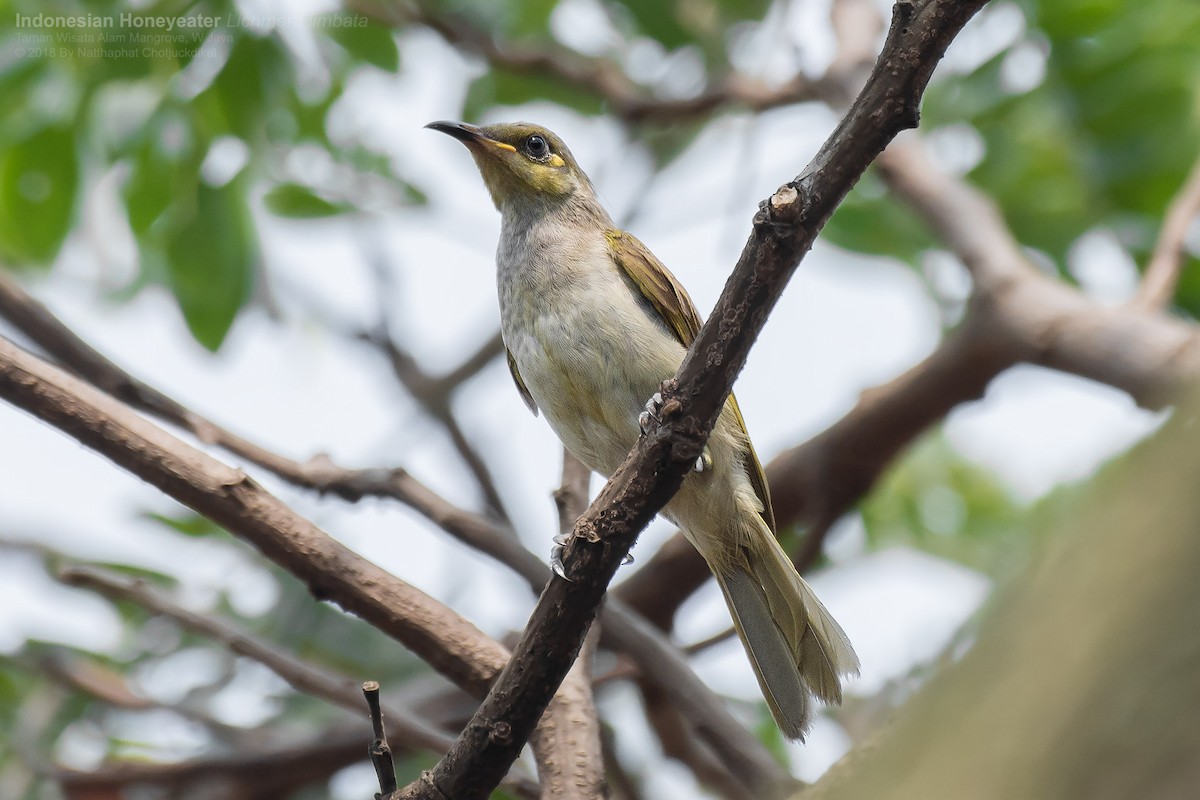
[395,2,992,798]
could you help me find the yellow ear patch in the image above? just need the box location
[547,154,565,168]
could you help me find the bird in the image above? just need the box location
[426,120,859,739]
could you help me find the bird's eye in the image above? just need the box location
[525,135,549,159]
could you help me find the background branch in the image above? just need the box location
[359,0,826,123]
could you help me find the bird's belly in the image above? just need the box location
[505,298,682,478]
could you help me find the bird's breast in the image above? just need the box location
[496,229,683,476]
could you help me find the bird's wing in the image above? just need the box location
[606,229,777,533]
[507,347,538,416]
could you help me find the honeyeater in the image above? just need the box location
[427,120,858,738]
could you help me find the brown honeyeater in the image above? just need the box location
[427,120,859,739]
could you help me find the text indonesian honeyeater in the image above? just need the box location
[427,120,859,738]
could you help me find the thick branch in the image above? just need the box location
[396,2,990,797]
[0,336,508,695]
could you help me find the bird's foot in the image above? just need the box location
[638,392,663,434]
[551,533,634,577]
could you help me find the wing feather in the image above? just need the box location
[506,347,538,416]
[606,229,777,533]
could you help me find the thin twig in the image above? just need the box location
[554,450,591,536]
[1133,154,1200,309]
[364,681,399,798]
[355,247,512,522]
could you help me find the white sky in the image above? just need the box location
[0,2,1168,796]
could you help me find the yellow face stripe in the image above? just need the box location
[484,139,517,152]
[547,154,565,168]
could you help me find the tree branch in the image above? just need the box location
[394,2,991,797]
[523,451,606,799]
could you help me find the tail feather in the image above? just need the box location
[718,568,812,739]
[713,529,859,739]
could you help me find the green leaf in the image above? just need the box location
[263,182,349,218]
[321,14,400,72]
[402,181,429,206]
[163,178,256,350]
[194,33,291,141]
[142,511,226,538]
[124,131,198,236]
[923,0,1200,288]
[0,126,79,266]
[861,435,1023,574]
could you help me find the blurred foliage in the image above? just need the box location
[828,0,1200,314]
[0,0,412,349]
[927,0,1200,307]
[860,436,1025,576]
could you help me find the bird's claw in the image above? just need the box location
[638,392,663,435]
[550,533,572,580]
[694,448,712,473]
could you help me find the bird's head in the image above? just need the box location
[425,121,593,214]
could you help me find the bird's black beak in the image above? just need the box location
[425,120,516,154]
[425,120,486,144]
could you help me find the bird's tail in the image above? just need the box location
[713,525,859,740]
